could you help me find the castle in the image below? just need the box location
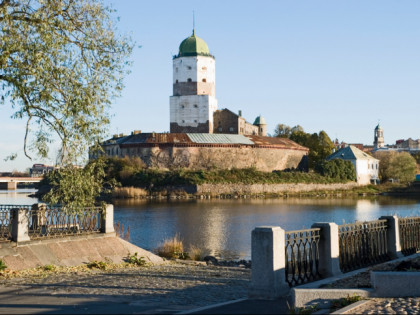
[91,29,308,171]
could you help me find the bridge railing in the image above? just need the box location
[399,217,420,256]
[0,204,114,242]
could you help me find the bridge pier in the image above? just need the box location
[0,182,17,190]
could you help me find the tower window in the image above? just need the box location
[202,66,207,70]
[182,120,185,123]
[176,67,178,72]
[194,120,197,123]
[187,66,192,70]
[193,104,198,108]
[181,105,185,108]
[202,78,207,82]
[187,78,192,82]
[176,80,178,83]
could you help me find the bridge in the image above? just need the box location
[0,177,43,190]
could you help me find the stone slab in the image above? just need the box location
[291,288,373,308]
[371,271,420,297]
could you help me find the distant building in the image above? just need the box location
[373,124,385,150]
[29,164,55,177]
[395,138,420,152]
[327,145,379,185]
[92,132,308,172]
[92,29,307,172]
[169,29,266,136]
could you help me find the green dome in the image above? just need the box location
[178,30,211,57]
[375,124,382,130]
[253,115,266,125]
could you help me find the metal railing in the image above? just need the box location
[27,206,103,239]
[285,228,321,287]
[399,217,420,256]
[338,219,390,272]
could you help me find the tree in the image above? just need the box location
[315,159,356,181]
[273,124,292,138]
[1,0,133,162]
[1,0,133,211]
[374,151,417,183]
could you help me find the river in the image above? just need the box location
[2,189,419,259]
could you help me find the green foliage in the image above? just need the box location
[42,159,110,212]
[43,264,57,271]
[288,304,319,315]
[126,252,146,266]
[87,260,108,270]
[103,156,145,185]
[374,151,417,183]
[0,259,7,271]
[0,0,133,162]
[125,167,349,188]
[330,295,362,312]
[315,159,356,181]
[275,124,335,169]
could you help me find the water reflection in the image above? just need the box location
[2,191,420,260]
[113,196,420,259]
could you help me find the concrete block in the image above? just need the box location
[379,216,403,258]
[312,222,342,277]
[101,204,115,234]
[291,288,373,308]
[11,208,30,243]
[249,226,289,299]
[371,271,420,297]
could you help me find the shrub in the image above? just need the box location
[43,264,57,271]
[87,260,108,270]
[374,151,417,183]
[156,234,189,259]
[0,259,7,271]
[188,245,203,261]
[126,252,146,266]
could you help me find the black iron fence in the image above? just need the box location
[27,206,103,239]
[399,217,420,256]
[338,219,390,272]
[285,228,321,287]
[0,204,103,241]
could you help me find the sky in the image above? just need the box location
[1,0,419,171]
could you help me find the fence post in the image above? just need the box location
[379,215,402,258]
[31,203,47,230]
[101,204,115,234]
[311,222,342,277]
[249,226,289,299]
[11,208,30,242]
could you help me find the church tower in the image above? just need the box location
[170,30,218,133]
[374,124,385,150]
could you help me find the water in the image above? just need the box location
[2,189,420,259]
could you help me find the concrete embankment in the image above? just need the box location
[0,233,164,270]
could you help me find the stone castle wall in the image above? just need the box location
[120,145,308,172]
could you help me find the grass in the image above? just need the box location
[112,186,148,198]
[188,245,203,261]
[155,234,189,260]
[329,295,362,312]
[0,259,7,272]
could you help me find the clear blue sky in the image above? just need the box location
[1,0,419,171]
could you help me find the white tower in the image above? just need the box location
[170,30,218,133]
[374,124,385,150]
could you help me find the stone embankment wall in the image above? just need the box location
[127,146,307,172]
[0,234,164,270]
[195,182,359,195]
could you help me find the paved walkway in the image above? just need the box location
[344,298,420,314]
[0,262,418,314]
[0,263,251,314]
